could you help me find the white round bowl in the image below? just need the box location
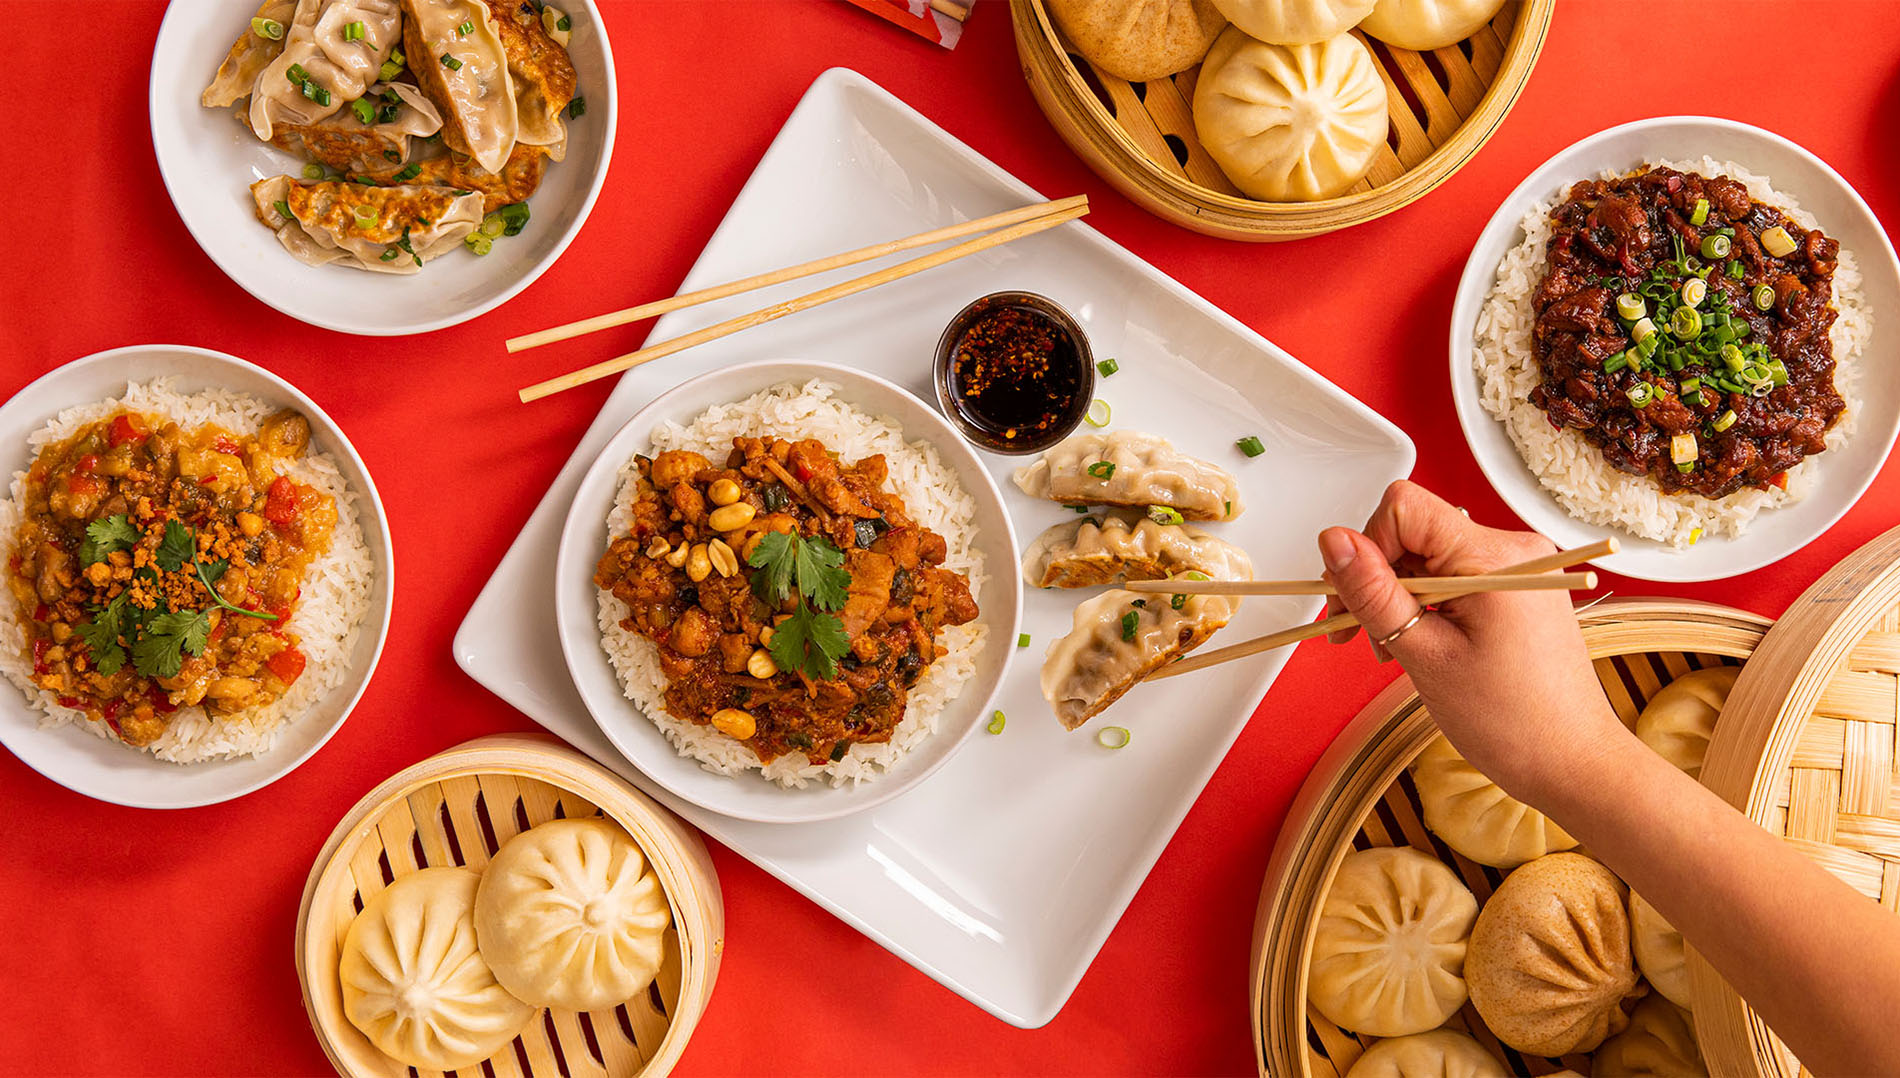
[0,346,394,808]
[555,361,1023,824]
[148,2,617,336]
[1449,117,1900,582]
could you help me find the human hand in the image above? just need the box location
[1317,481,1630,804]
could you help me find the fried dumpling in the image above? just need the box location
[1590,996,1705,1077]
[1411,735,1578,869]
[1343,1030,1507,1078]
[1309,847,1477,1037]
[271,82,444,175]
[409,142,550,212]
[1013,431,1243,521]
[203,0,298,108]
[1021,509,1252,589]
[403,0,518,174]
[252,176,484,274]
[1042,587,1238,728]
[1635,666,1738,781]
[481,0,578,160]
[249,0,403,141]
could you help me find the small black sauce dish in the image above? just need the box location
[932,290,1095,456]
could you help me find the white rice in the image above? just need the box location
[0,379,374,763]
[1473,156,1869,548]
[596,380,988,788]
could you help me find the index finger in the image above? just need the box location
[1362,481,1555,576]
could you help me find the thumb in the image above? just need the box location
[1319,527,1427,657]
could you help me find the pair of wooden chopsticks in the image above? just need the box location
[1145,539,1617,680]
[511,194,1091,403]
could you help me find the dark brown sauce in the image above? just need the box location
[943,299,1089,451]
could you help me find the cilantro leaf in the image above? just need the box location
[768,605,851,681]
[155,520,195,572]
[80,514,137,565]
[201,558,229,585]
[793,535,851,612]
[129,609,212,679]
[74,594,129,676]
[746,530,797,605]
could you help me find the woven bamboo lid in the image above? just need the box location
[1696,526,1900,1077]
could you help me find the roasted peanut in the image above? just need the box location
[747,649,778,679]
[707,478,742,507]
[644,536,671,559]
[707,502,756,532]
[685,543,712,583]
[665,543,690,569]
[707,538,738,578]
[710,708,756,740]
[759,625,775,647]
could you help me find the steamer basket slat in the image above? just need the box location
[296,734,723,1078]
[1011,0,1555,240]
[1252,601,1772,1076]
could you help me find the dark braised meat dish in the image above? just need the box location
[593,437,979,766]
[1530,166,1844,499]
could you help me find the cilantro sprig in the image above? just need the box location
[80,515,137,565]
[746,531,852,680]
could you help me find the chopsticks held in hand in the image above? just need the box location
[1148,539,1617,680]
[1124,571,1598,598]
[513,195,1091,403]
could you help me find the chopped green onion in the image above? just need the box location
[1171,593,1186,610]
[378,58,404,80]
[480,214,506,238]
[987,710,1005,735]
[457,19,475,35]
[1631,316,1658,342]
[1768,359,1789,386]
[441,53,463,71]
[1085,398,1110,427]
[1727,259,1745,279]
[252,16,285,39]
[345,20,365,41]
[392,163,421,182]
[392,47,405,64]
[1120,611,1138,642]
[1068,505,1091,513]
[1680,376,1701,396]
[379,247,400,262]
[1676,461,1696,473]
[1147,505,1184,526]
[1721,344,1745,370]
[1670,432,1698,465]
[569,96,587,120]
[1097,726,1131,750]
[377,104,399,123]
[1713,409,1738,432]
[1086,461,1116,479]
[300,81,331,106]
[350,97,375,124]
[1603,351,1629,374]
[1670,307,1702,340]
[1097,357,1119,377]
[1626,383,1654,408]
[352,205,378,229]
[1700,234,1731,260]
[301,163,324,180]
[383,149,401,163]
[287,63,309,85]
[1615,293,1645,321]
[465,233,494,256]
[1236,435,1265,458]
[1690,198,1709,226]
[272,199,292,220]
[1017,633,1030,648]
[1753,283,1776,311]
[1681,278,1707,308]
[1760,225,1797,258]
[558,13,572,30]
[498,202,531,236]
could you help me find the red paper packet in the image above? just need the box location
[842,0,971,49]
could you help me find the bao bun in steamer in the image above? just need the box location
[1410,735,1578,868]
[1046,0,1228,83]
[1635,665,1739,781]
[1342,1030,1507,1078]
[1307,846,1477,1037]
[1210,0,1374,44]
[1360,0,1507,51]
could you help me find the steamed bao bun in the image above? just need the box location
[1343,1030,1506,1077]
[1308,846,1478,1037]
[1360,0,1506,51]
[1047,0,1228,83]
[1211,0,1375,44]
[1635,666,1740,781]
[475,818,672,1012]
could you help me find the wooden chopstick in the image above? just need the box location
[518,199,1091,403]
[506,195,1089,354]
[1148,539,1618,680]
[1123,571,1597,597]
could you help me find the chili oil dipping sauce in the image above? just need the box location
[933,291,1095,455]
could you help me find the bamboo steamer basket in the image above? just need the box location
[1010,0,1555,241]
[296,734,724,1078]
[1695,526,1900,1078]
[1251,599,1771,1077]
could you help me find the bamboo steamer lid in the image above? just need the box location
[296,733,724,1078]
[1252,599,1770,1076]
[1696,526,1900,1077]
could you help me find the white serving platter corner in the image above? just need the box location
[453,67,1413,1027]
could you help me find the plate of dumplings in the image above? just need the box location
[148,0,618,334]
[297,734,723,1078]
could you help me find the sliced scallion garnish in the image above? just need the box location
[1084,398,1110,427]
[344,20,365,41]
[1689,198,1709,226]
[1085,461,1115,479]
[1147,505,1184,526]
[301,163,324,180]
[1119,611,1138,642]
[350,97,375,125]
[1700,233,1731,260]
[272,199,292,220]
[456,19,474,35]
[1753,283,1776,310]
[1236,435,1265,458]
[1016,633,1030,648]
[1097,357,1118,377]
[987,710,1005,735]
[252,16,284,39]
[569,95,587,120]
[1097,726,1131,750]
[441,53,463,70]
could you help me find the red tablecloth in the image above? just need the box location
[4,2,1897,1073]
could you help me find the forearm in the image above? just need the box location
[1533,733,1900,1076]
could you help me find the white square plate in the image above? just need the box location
[454,68,1414,1027]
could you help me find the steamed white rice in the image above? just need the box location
[597,380,988,788]
[0,379,374,762]
[1474,156,1869,548]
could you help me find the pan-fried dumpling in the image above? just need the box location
[203,0,298,108]
[1013,430,1243,521]
[271,82,444,175]
[1410,735,1578,868]
[1209,0,1374,44]
[409,143,551,212]
[1309,847,1477,1037]
[1360,0,1505,51]
[1629,891,1692,1010]
[249,0,402,141]
[1635,666,1738,781]
[481,0,577,159]
[1344,1031,1507,1078]
[1021,509,1253,589]
[474,819,671,1012]
[1041,587,1238,728]
[252,176,484,274]
[1591,996,1704,1077]
[339,867,537,1071]
[1467,853,1645,1056]
[1046,0,1227,82]
[403,0,518,174]
[1194,28,1388,202]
